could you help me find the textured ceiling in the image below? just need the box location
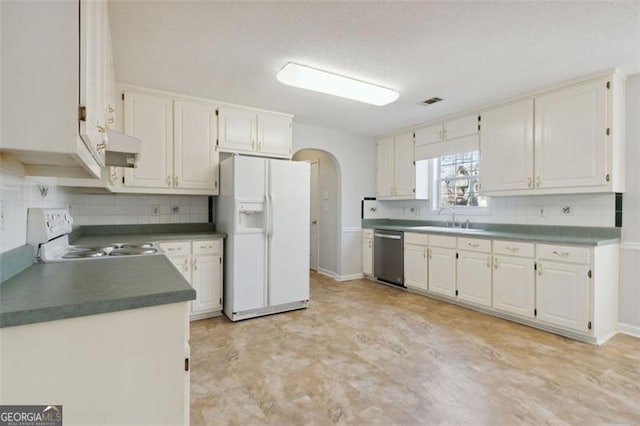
[109,1,640,137]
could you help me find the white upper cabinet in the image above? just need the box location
[0,0,115,178]
[218,107,257,154]
[174,100,219,191]
[479,99,534,192]
[414,114,478,146]
[534,78,608,190]
[479,72,625,196]
[376,132,428,200]
[218,107,292,159]
[123,92,174,188]
[123,91,219,194]
[376,137,395,198]
[258,113,292,157]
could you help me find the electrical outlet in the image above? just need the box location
[562,206,572,215]
[538,207,545,217]
[151,206,160,216]
[171,206,180,215]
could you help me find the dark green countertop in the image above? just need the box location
[362,219,621,246]
[0,255,195,328]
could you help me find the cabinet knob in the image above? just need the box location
[193,258,198,271]
[96,124,106,133]
[536,176,541,188]
[258,141,262,151]
[494,257,498,269]
[175,175,179,187]
[107,105,115,113]
[96,142,107,153]
[486,256,491,268]
[167,175,172,187]
[552,250,570,257]
[528,177,532,188]
[538,263,543,276]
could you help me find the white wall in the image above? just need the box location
[0,172,69,253]
[292,123,375,279]
[292,149,339,275]
[619,73,640,335]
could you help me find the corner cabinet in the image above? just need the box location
[376,132,428,200]
[1,0,115,178]
[160,239,224,321]
[218,107,293,158]
[122,90,219,195]
[362,229,374,277]
[480,72,625,196]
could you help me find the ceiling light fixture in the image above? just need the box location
[276,63,399,106]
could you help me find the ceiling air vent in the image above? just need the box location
[422,97,443,105]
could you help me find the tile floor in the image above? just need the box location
[190,272,640,425]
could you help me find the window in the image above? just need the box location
[436,151,487,208]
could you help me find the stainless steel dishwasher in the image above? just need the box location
[373,229,404,286]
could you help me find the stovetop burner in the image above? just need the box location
[62,251,109,259]
[108,247,158,256]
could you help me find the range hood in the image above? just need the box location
[105,129,142,168]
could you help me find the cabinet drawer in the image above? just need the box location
[362,229,374,239]
[192,239,222,255]
[537,244,590,264]
[457,237,491,253]
[493,240,534,258]
[159,241,191,256]
[429,234,456,249]
[404,232,428,246]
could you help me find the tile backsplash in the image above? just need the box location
[0,170,210,254]
[364,193,615,227]
[67,193,209,226]
[0,172,70,253]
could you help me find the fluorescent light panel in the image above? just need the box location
[276,63,399,106]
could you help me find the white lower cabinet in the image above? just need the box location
[492,240,536,318]
[456,237,492,307]
[362,229,374,277]
[404,233,428,292]
[428,236,457,298]
[391,232,618,345]
[160,239,223,320]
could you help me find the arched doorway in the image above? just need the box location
[292,149,340,277]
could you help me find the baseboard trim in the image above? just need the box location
[618,322,640,338]
[317,267,337,280]
[337,273,364,281]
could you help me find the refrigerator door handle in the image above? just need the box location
[268,192,274,237]
[264,194,270,236]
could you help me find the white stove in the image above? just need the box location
[27,208,161,262]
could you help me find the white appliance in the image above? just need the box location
[27,208,160,262]
[217,155,310,321]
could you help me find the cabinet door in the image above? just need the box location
[174,100,219,192]
[534,79,608,189]
[480,100,534,192]
[404,243,428,291]
[167,255,191,283]
[414,123,442,146]
[394,132,415,197]
[362,237,373,276]
[79,0,108,166]
[123,92,173,188]
[444,114,478,140]
[428,247,456,298]
[493,255,535,318]
[456,250,492,307]
[536,261,590,332]
[191,254,222,313]
[258,114,292,157]
[218,107,256,153]
[376,137,394,198]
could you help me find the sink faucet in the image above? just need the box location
[437,207,456,228]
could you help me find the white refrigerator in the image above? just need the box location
[217,155,310,321]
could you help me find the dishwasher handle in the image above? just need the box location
[374,233,402,240]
